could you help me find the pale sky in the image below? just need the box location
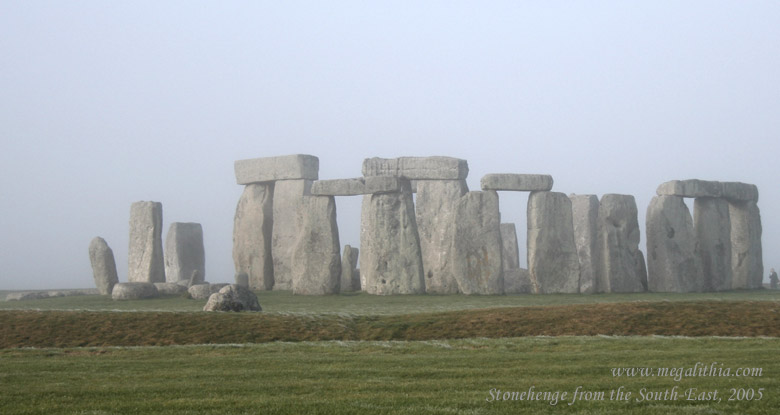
[1,1,778,290]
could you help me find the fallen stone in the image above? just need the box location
[721,182,759,203]
[500,223,520,271]
[503,268,533,294]
[527,191,580,294]
[340,245,359,292]
[46,289,98,297]
[362,156,468,180]
[88,237,119,295]
[164,222,205,284]
[646,196,703,292]
[596,194,647,293]
[453,190,504,295]
[233,183,274,290]
[111,282,159,300]
[272,179,313,290]
[291,196,341,295]
[203,284,262,312]
[5,291,51,301]
[188,283,212,300]
[656,179,723,198]
[235,272,249,288]
[128,201,165,283]
[569,194,599,294]
[730,200,763,289]
[480,174,553,192]
[234,154,319,185]
[694,197,733,291]
[154,282,188,296]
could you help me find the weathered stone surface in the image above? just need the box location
[480,174,553,192]
[235,154,319,185]
[527,192,580,294]
[503,268,533,294]
[656,179,723,198]
[128,201,165,283]
[210,283,229,293]
[233,183,274,290]
[694,197,733,291]
[360,180,425,294]
[154,282,188,296]
[453,191,504,294]
[646,196,703,292]
[164,222,205,284]
[88,237,119,295]
[6,291,50,301]
[730,201,763,289]
[291,196,341,295]
[569,195,599,294]
[203,284,262,312]
[310,176,403,196]
[340,245,360,292]
[188,283,212,300]
[721,182,759,203]
[362,156,468,180]
[272,179,313,290]
[500,223,520,271]
[235,272,249,288]
[416,180,468,294]
[112,282,159,300]
[596,194,647,293]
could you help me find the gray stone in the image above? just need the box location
[234,154,319,185]
[128,201,165,283]
[154,282,188,296]
[569,195,599,294]
[503,268,533,294]
[694,197,733,291]
[362,156,468,180]
[210,283,230,294]
[291,196,341,295]
[188,283,212,300]
[235,272,249,288]
[646,196,703,292]
[164,222,205,284]
[730,200,763,289]
[203,284,262,312]
[233,183,274,290]
[480,174,554,192]
[272,179,313,290]
[88,237,119,295]
[112,282,159,300]
[453,191,504,295]
[596,194,647,293]
[656,179,723,198]
[6,291,51,301]
[527,192,580,294]
[360,180,425,294]
[721,182,759,203]
[310,176,403,196]
[416,180,468,294]
[500,223,520,271]
[340,245,360,292]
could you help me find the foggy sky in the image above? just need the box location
[1,1,778,290]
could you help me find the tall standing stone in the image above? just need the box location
[416,180,468,294]
[128,201,165,283]
[88,237,119,295]
[360,180,425,295]
[527,192,580,294]
[453,191,504,295]
[272,179,313,290]
[646,195,703,292]
[730,200,763,289]
[233,183,274,290]
[291,196,341,295]
[500,223,520,271]
[569,195,599,294]
[340,245,360,292]
[596,194,647,293]
[164,222,205,284]
[694,198,732,291]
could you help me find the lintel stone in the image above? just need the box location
[235,154,319,185]
[362,156,468,180]
[480,174,553,192]
[310,176,403,196]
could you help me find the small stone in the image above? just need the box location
[111,282,159,300]
[480,174,553,192]
[88,237,119,295]
[164,222,205,284]
[340,245,360,292]
[234,154,319,185]
[203,284,262,312]
[235,272,249,288]
[500,223,520,271]
[128,201,165,283]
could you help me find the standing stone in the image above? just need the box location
[128,201,165,283]
[360,180,425,295]
[88,237,119,295]
[480,174,554,192]
[500,223,520,271]
[235,272,249,288]
[291,196,341,295]
[504,268,533,294]
[272,179,313,290]
[340,245,360,292]
[527,192,580,294]
[569,194,599,294]
[453,191,504,295]
[416,180,468,294]
[730,200,763,289]
[694,198,732,291]
[596,194,647,293]
[164,222,205,284]
[233,183,274,290]
[646,196,703,292]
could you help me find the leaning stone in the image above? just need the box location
[362,156,468,180]
[721,182,759,203]
[203,284,262,312]
[694,197,732,291]
[188,283,212,300]
[164,223,205,284]
[453,191,504,295]
[340,245,360,292]
[480,174,553,192]
[154,282,188,296]
[360,180,425,294]
[234,154,319,185]
[730,200,763,289]
[596,194,647,293]
[112,282,159,300]
[272,179,313,290]
[656,179,722,198]
[504,268,533,294]
[235,272,249,288]
[291,196,341,295]
[646,196,703,292]
[233,183,274,290]
[527,192,580,294]
[128,201,165,283]
[500,223,520,271]
[416,180,468,294]
[88,237,119,295]
[569,195,599,294]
